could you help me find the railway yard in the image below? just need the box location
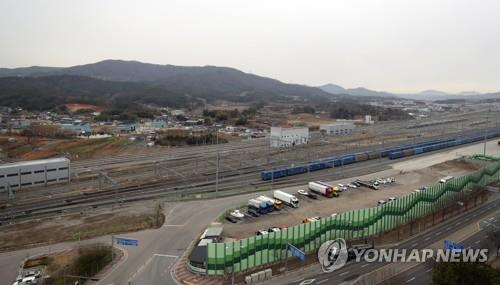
[0,105,500,285]
[1,106,498,227]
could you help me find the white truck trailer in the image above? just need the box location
[308,181,336,198]
[273,190,299,208]
[439,176,454,183]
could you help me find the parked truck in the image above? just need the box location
[355,179,379,190]
[273,190,299,208]
[257,195,282,210]
[308,181,338,197]
[255,196,275,212]
[248,199,268,214]
[439,176,454,183]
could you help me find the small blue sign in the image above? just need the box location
[288,244,305,261]
[444,240,464,251]
[115,237,139,247]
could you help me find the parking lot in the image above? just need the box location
[222,157,485,239]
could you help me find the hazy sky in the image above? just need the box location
[1,0,499,93]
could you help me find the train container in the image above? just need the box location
[261,171,272,181]
[260,168,287,181]
[367,150,381,159]
[403,149,414,157]
[308,162,329,172]
[354,152,369,162]
[388,151,404,159]
[341,155,356,165]
[332,159,342,167]
[287,165,308,176]
[308,181,335,198]
[414,147,424,154]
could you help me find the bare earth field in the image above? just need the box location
[0,201,164,252]
[222,158,486,239]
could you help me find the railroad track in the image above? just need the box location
[0,157,390,223]
[1,118,497,223]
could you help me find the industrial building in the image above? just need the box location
[0,157,70,192]
[270,127,309,148]
[188,227,223,274]
[320,122,355,136]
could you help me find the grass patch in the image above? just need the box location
[0,210,164,252]
[39,244,114,285]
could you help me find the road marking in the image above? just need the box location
[426,268,432,273]
[424,237,430,241]
[298,279,315,285]
[475,240,481,244]
[406,277,415,283]
[447,227,452,230]
[339,271,350,276]
[435,231,442,236]
[163,224,185,227]
[154,253,179,258]
[456,222,461,225]
[411,243,419,247]
[317,279,329,284]
[361,264,369,268]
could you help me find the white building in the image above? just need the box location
[0,157,70,192]
[270,127,309,148]
[320,122,355,136]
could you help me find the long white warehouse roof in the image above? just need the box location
[0,157,70,170]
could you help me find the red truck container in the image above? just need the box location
[308,181,334,198]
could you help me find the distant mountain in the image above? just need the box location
[318,84,396,98]
[319,83,347,94]
[398,91,500,101]
[0,66,61,77]
[0,60,334,104]
[320,83,500,101]
[417,89,450,96]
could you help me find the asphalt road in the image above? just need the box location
[278,193,500,285]
[393,211,500,285]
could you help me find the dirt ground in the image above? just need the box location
[222,158,488,239]
[0,135,132,160]
[0,201,164,252]
[65,103,105,112]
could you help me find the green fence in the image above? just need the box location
[207,160,500,276]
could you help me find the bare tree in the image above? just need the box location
[487,229,500,257]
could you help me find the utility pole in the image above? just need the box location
[111,235,114,262]
[63,266,67,285]
[215,152,220,198]
[484,108,490,156]
[7,182,14,200]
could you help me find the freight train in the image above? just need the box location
[261,130,500,181]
